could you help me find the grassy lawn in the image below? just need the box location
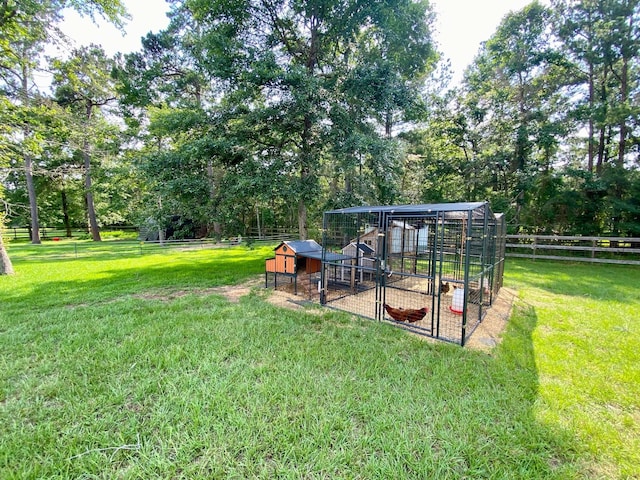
[0,244,638,478]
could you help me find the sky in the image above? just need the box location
[58,0,539,86]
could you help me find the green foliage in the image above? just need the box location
[3,0,640,242]
[399,0,640,235]
[115,0,438,238]
[0,0,128,247]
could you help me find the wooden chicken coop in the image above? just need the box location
[266,240,356,296]
[320,202,506,346]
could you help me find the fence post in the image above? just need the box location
[74,243,78,259]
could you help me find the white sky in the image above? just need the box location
[57,0,539,86]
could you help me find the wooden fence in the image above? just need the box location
[5,237,282,262]
[245,228,299,243]
[506,235,640,265]
[6,226,138,241]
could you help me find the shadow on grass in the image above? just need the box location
[6,240,244,263]
[412,297,575,475]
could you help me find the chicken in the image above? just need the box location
[468,287,481,303]
[440,281,450,294]
[384,303,428,323]
[468,286,490,303]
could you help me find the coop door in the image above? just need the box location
[383,215,435,279]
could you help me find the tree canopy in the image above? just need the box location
[1,0,639,251]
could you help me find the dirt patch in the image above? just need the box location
[132,288,221,301]
[132,275,516,351]
[260,281,517,351]
[131,276,264,303]
[464,287,517,352]
[210,276,264,303]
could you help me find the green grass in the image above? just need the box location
[0,245,638,479]
[506,260,640,479]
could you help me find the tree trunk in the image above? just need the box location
[298,198,308,240]
[61,188,72,237]
[21,61,40,245]
[596,66,608,175]
[588,61,595,172]
[255,204,262,239]
[617,55,628,168]
[296,15,318,242]
[24,152,41,244]
[84,149,101,241]
[83,103,101,241]
[206,158,222,236]
[0,229,14,275]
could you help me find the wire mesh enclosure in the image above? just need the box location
[320,202,506,346]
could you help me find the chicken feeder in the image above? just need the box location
[450,287,465,315]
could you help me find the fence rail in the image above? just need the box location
[245,228,299,243]
[506,235,640,265]
[6,226,138,241]
[7,231,639,265]
[5,237,287,262]
[7,226,297,243]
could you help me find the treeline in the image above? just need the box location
[1,0,639,248]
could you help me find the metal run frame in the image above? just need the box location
[320,202,506,346]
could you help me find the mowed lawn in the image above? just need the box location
[0,243,638,479]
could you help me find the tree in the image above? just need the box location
[555,0,640,173]
[551,0,640,234]
[0,0,127,245]
[118,0,437,239]
[459,2,572,228]
[0,99,14,274]
[114,25,225,238]
[51,45,121,241]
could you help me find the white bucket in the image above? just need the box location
[450,287,465,314]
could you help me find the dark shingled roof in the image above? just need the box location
[280,240,322,253]
[275,240,352,262]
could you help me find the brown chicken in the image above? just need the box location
[384,303,428,323]
[440,281,450,294]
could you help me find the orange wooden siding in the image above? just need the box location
[265,258,276,272]
[266,254,296,274]
[274,244,291,256]
[306,257,321,274]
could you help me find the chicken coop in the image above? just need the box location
[320,202,506,346]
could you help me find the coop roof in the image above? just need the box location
[275,240,352,262]
[343,242,375,254]
[277,240,323,254]
[305,251,352,262]
[325,201,491,219]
